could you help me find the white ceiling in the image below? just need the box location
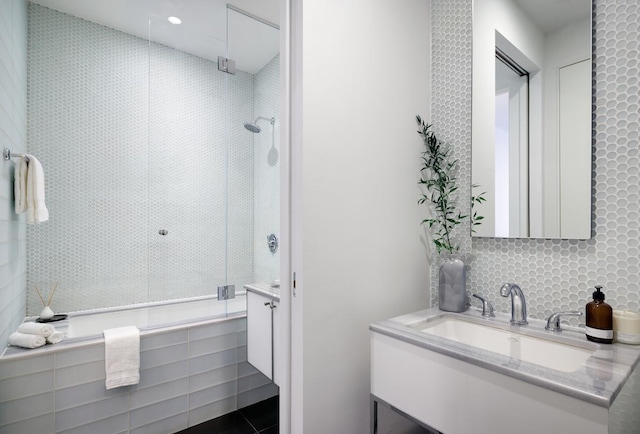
[28,0,280,74]
[513,0,590,34]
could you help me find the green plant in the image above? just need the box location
[471,183,486,233]
[416,115,485,254]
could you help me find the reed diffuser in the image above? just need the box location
[34,282,58,320]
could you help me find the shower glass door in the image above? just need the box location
[147,14,231,317]
[226,6,281,292]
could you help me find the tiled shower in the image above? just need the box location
[26,4,280,315]
[0,1,280,432]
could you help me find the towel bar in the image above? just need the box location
[3,147,29,162]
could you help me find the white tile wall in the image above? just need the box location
[26,4,257,315]
[0,0,27,351]
[253,55,281,284]
[0,317,276,433]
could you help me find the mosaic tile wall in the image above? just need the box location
[26,4,260,314]
[431,0,640,321]
[253,54,280,285]
[0,0,27,350]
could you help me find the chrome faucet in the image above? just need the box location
[472,293,495,317]
[500,283,528,325]
[545,311,583,332]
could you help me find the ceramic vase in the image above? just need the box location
[438,257,467,312]
[39,305,54,320]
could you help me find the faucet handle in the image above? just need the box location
[545,310,583,332]
[472,294,495,318]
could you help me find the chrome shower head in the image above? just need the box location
[244,116,275,134]
[244,122,261,133]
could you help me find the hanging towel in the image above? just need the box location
[103,326,140,389]
[46,331,64,344]
[25,155,49,224]
[18,322,55,337]
[13,156,28,214]
[9,332,46,349]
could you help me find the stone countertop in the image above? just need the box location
[370,307,640,408]
[244,282,280,302]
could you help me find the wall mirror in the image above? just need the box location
[472,0,592,239]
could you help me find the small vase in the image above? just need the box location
[438,257,467,312]
[39,305,55,320]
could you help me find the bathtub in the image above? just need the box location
[0,291,278,434]
[55,292,248,342]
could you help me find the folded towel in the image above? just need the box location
[18,322,55,337]
[46,331,64,344]
[9,332,46,349]
[25,155,49,224]
[104,326,140,389]
[14,156,28,214]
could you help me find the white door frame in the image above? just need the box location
[278,0,303,432]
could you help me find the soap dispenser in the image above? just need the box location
[585,285,613,344]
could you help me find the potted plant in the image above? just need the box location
[416,115,484,311]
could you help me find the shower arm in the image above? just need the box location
[255,116,275,125]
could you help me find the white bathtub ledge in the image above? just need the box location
[1,311,247,360]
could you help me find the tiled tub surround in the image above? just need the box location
[0,314,278,434]
[371,308,640,432]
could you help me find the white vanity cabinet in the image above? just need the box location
[246,285,279,385]
[371,332,607,434]
[370,308,640,434]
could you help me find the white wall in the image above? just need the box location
[295,0,431,432]
[540,18,591,237]
[0,0,27,351]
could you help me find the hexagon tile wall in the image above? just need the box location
[26,4,277,314]
[431,0,640,320]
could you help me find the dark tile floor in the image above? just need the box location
[176,396,278,434]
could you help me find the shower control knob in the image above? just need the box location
[267,233,278,253]
[158,229,168,236]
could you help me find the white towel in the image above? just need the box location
[25,155,49,224]
[9,332,46,349]
[103,326,140,389]
[13,157,28,214]
[18,322,55,337]
[46,331,64,344]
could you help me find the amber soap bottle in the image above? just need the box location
[585,285,613,344]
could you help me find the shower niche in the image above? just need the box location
[26,1,280,317]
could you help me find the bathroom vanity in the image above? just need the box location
[370,308,640,434]
[245,283,280,385]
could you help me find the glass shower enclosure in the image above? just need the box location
[26,2,280,323]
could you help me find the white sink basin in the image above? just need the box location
[414,317,595,372]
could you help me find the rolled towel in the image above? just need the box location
[46,331,64,344]
[18,322,54,337]
[9,332,46,349]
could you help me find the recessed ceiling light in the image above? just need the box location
[168,16,182,25]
